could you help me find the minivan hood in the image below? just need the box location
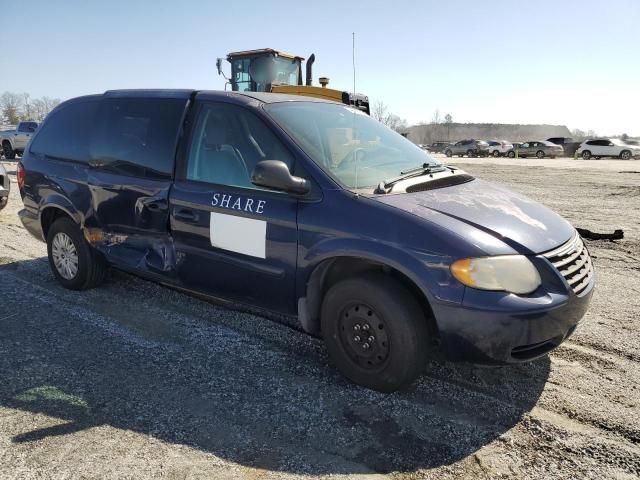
[375,179,574,254]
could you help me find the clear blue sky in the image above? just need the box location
[2,0,638,135]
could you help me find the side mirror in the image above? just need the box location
[216,58,223,76]
[251,160,310,195]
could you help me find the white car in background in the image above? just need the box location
[487,140,513,157]
[577,138,640,160]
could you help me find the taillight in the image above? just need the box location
[17,162,25,190]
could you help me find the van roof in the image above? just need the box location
[103,89,337,105]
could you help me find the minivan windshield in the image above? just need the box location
[265,102,441,191]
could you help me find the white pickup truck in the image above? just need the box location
[1,121,39,159]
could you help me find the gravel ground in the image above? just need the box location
[0,158,639,479]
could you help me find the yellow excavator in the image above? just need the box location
[216,48,370,115]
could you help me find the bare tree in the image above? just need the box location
[372,101,388,123]
[431,108,441,124]
[371,100,407,132]
[571,128,586,139]
[22,93,32,121]
[29,96,60,121]
[444,113,453,140]
[1,92,23,125]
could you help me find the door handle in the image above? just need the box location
[174,208,199,222]
[143,198,168,212]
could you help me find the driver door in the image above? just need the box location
[170,99,300,314]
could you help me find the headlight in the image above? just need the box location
[450,255,541,294]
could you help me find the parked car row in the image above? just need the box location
[427,136,638,160]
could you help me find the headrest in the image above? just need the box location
[204,120,228,146]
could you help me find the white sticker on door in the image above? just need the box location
[210,212,266,259]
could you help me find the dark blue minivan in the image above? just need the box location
[17,90,594,391]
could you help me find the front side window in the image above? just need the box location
[185,102,294,190]
[29,100,99,162]
[265,102,440,191]
[91,98,186,179]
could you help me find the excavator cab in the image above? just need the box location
[217,48,370,115]
[223,49,304,92]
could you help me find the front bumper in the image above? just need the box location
[432,257,595,364]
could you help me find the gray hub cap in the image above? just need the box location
[51,232,79,280]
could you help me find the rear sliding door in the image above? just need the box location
[87,94,189,274]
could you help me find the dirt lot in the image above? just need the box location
[1,158,639,479]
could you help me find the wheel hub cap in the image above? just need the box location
[51,232,79,280]
[339,304,390,369]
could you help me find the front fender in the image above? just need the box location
[301,237,464,306]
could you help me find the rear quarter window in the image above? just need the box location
[29,100,99,162]
[91,98,186,179]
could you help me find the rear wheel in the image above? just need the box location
[321,273,429,392]
[492,150,500,157]
[47,217,107,290]
[508,150,516,158]
[445,149,452,157]
[466,149,476,158]
[620,150,632,160]
[582,150,592,160]
[536,150,545,159]
[2,142,15,160]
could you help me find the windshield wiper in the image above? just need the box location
[374,163,448,194]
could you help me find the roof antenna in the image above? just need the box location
[352,32,356,98]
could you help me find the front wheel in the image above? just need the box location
[508,150,516,158]
[466,149,476,158]
[47,217,107,290]
[536,150,545,159]
[2,142,15,160]
[582,150,592,160]
[445,149,452,158]
[321,273,429,392]
[492,150,500,157]
[620,150,632,160]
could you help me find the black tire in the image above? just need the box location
[321,273,429,392]
[536,150,545,159]
[620,150,632,160]
[46,217,107,290]
[582,150,592,160]
[492,150,500,157]
[508,150,516,158]
[466,149,476,158]
[445,149,452,158]
[3,142,15,160]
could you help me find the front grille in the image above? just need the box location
[543,233,594,295]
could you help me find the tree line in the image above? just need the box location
[1,92,61,125]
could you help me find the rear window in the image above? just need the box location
[91,98,186,179]
[29,100,99,162]
[18,122,38,133]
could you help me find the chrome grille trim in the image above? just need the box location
[543,232,594,295]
